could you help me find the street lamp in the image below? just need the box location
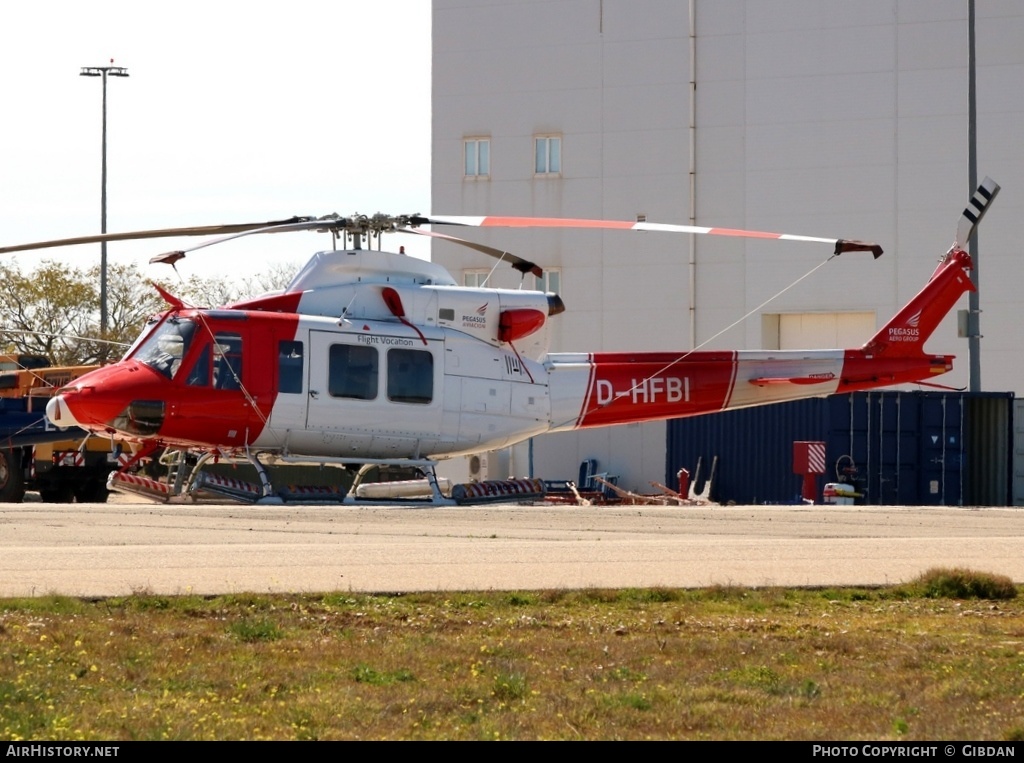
[80,63,129,341]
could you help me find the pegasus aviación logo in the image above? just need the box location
[462,302,489,326]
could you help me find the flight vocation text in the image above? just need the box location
[357,335,415,347]
[595,377,690,406]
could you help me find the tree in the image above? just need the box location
[174,261,300,308]
[0,260,100,366]
[90,263,168,363]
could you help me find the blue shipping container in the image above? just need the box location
[665,391,1012,506]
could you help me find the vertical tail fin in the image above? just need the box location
[863,249,974,358]
[864,177,998,359]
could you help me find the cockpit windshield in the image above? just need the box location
[122,317,160,361]
[130,317,198,379]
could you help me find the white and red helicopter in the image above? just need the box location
[0,178,999,503]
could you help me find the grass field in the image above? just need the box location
[1,568,1022,741]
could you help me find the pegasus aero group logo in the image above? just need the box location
[888,309,921,342]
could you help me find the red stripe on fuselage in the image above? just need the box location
[576,351,737,428]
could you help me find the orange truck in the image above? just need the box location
[0,355,123,502]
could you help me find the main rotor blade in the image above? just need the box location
[411,215,883,258]
[403,228,542,278]
[149,218,343,264]
[0,217,314,255]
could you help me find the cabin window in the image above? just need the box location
[328,344,378,400]
[278,340,303,394]
[387,348,433,404]
[0,355,49,372]
[213,333,243,390]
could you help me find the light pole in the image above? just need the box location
[80,63,129,340]
[966,0,982,392]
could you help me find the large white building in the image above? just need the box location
[431,0,1024,491]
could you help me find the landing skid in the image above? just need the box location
[109,450,458,506]
[109,449,547,506]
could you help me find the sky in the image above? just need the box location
[0,1,432,289]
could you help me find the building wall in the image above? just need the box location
[431,0,1024,491]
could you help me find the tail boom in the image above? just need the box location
[546,250,972,431]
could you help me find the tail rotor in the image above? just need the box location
[955,176,1001,249]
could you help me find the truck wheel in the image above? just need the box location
[0,448,25,503]
[39,485,74,503]
[75,479,109,504]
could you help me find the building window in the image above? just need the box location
[534,269,561,294]
[535,135,561,174]
[464,269,490,288]
[464,138,490,177]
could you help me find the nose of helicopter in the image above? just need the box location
[43,363,164,437]
[46,394,85,430]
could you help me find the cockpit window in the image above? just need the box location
[213,333,243,390]
[131,318,197,379]
[181,333,243,389]
[186,344,212,387]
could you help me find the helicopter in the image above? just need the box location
[0,177,1000,504]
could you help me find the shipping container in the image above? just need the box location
[666,391,1013,506]
[1013,399,1024,506]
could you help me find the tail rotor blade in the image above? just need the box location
[956,176,1001,249]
